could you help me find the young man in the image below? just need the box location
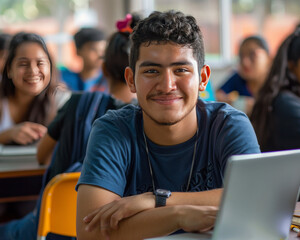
[76,10,260,240]
[60,27,108,92]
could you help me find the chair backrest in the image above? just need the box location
[37,172,80,240]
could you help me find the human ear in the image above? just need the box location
[199,65,211,91]
[125,67,136,93]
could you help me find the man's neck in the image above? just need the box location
[79,68,100,81]
[142,108,198,146]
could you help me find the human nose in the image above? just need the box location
[240,56,252,68]
[156,69,177,92]
[28,63,39,75]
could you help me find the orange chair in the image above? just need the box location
[37,172,80,240]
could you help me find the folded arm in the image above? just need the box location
[77,184,220,240]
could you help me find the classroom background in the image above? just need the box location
[0,0,299,92]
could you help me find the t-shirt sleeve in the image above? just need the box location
[76,115,131,196]
[47,94,76,141]
[215,110,261,172]
[219,72,239,93]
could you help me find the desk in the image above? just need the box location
[148,202,300,239]
[0,158,46,203]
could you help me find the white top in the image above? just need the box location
[0,99,14,132]
[0,89,71,133]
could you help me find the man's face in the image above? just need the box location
[126,42,209,126]
[77,41,106,70]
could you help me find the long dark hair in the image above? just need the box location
[104,13,141,85]
[0,32,57,125]
[250,28,300,149]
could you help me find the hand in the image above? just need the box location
[177,205,218,233]
[10,122,47,145]
[84,192,155,237]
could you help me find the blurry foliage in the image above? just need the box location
[232,0,300,15]
[0,0,77,22]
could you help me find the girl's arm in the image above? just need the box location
[37,133,57,165]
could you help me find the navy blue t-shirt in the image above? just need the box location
[60,67,108,92]
[77,100,260,195]
[220,72,252,97]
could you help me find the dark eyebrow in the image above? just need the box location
[139,61,193,68]
[170,61,193,66]
[16,57,28,61]
[16,57,48,62]
[139,61,162,68]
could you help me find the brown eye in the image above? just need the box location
[144,69,158,74]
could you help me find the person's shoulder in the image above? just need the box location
[93,104,141,134]
[273,90,300,114]
[198,99,247,119]
[275,90,300,103]
[59,67,79,83]
[104,104,141,120]
[224,71,245,83]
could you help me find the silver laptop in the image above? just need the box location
[148,149,300,240]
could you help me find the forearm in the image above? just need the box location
[0,129,13,144]
[167,188,223,206]
[78,205,181,240]
[36,133,57,165]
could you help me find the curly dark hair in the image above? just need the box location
[0,32,57,125]
[250,27,300,150]
[129,10,205,74]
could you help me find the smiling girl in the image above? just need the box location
[0,32,60,145]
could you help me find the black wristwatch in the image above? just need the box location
[154,189,171,207]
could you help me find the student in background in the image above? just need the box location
[60,27,108,92]
[76,10,260,239]
[0,33,12,79]
[102,13,138,103]
[250,27,300,152]
[37,13,140,175]
[216,35,271,115]
[0,32,59,145]
[0,14,139,240]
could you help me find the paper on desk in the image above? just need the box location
[0,144,37,161]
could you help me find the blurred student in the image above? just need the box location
[250,27,300,152]
[0,14,140,240]
[37,13,139,176]
[60,27,108,92]
[0,31,72,233]
[216,35,271,115]
[0,33,11,79]
[0,32,60,145]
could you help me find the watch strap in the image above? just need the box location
[155,195,167,207]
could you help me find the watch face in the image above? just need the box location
[156,189,171,197]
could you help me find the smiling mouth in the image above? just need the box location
[24,78,41,84]
[150,95,182,105]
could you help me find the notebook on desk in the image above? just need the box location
[0,144,37,161]
[149,149,300,240]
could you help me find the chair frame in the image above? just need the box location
[37,172,80,240]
